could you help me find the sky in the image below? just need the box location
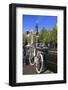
[23,15,57,32]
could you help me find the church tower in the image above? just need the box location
[35,23,38,35]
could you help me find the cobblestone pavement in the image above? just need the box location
[23,64,53,75]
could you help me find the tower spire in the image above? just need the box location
[35,23,38,35]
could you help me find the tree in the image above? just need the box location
[51,25,57,48]
[39,25,57,48]
[47,30,52,43]
[39,27,47,44]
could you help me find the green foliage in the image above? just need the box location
[39,27,47,44]
[47,30,52,43]
[39,25,57,46]
[52,25,57,44]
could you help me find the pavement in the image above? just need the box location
[23,64,53,75]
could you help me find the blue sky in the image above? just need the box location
[23,15,57,32]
